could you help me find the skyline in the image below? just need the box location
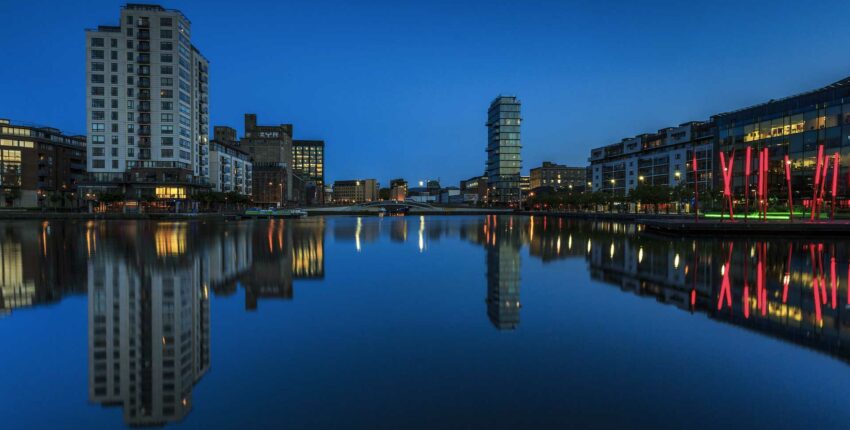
[3,0,850,185]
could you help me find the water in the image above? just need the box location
[1,215,849,429]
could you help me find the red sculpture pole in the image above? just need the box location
[831,153,839,220]
[745,146,752,221]
[692,150,699,222]
[811,145,824,221]
[818,152,830,220]
[720,151,728,220]
[720,151,736,220]
[784,155,793,221]
[763,147,769,221]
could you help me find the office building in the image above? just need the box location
[589,121,714,196]
[530,162,587,191]
[460,174,487,204]
[486,96,522,204]
[209,126,252,195]
[84,4,210,204]
[713,75,850,201]
[292,139,325,205]
[0,120,86,208]
[332,179,378,204]
[239,114,294,206]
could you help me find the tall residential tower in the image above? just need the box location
[486,96,522,204]
[84,4,210,203]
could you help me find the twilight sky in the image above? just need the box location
[2,0,850,186]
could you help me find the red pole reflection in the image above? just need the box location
[782,243,792,303]
[717,243,734,310]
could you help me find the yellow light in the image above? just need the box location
[638,247,644,263]
[674,253,680,269]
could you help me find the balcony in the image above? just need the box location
[136,29,150,40]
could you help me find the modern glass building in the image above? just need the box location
[713,76,850,204]
[486,96,522,204]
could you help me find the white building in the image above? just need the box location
[589,121,714,196]
[209,141,253,195]
[85,4,210,201]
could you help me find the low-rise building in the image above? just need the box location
[389,178,407,201]
[0,119,86,208]
[589,121,714,196]
[530,162,587,191]
[460,175,487,204]
[332,179,378,204]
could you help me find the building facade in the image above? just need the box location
[209,138,252,195]
[389,178,407,201]
[332,179,378,204]
[292,139,324,205]
[713,76,850,204]
[486,96,522,204]
[0,120,86,208]
[589,121,714,196]
[460,174,487,204]
[529,162,587,191]
[239,114,295,205]
[84,4,210,203]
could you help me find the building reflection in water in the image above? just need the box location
[0,221,87,316]
[87,222,210,426]
[81,219,327,426]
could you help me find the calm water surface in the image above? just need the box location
[1,215,849,429]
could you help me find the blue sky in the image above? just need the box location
[2,0,850,185]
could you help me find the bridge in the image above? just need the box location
[356,200,439,210]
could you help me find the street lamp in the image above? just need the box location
[674,171,681,181]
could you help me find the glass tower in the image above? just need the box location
[486,96,522,204]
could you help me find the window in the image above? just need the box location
[126,40,134,49]
[126,28,133,36]
[111,123,118,132]
[161,17,172,26]
[92,111,104,120]
[112,160,118,169]
[91,86,104,95]
[91,148,105,156]
[110,51,117,60]
[127,100,134,109]
[92,99,104,108]
[127,112,134,121]
[110,75,118,84]
[126,15,133,25]
[161,90,173,98]
[111,148,119,157]
[161,42,173,50]
[91,74,104,83]
[91,123,104,132]
[161,66,173,75]
[111,38,117,48]
[111,136,118,145]
[111,63,118,72]
[161,54,173,63]
[91,159,105,168]
[161,149,174,157]
[161,77,173,86]
[162,137,174,146]
[111,99,118,108]
[161,101,173,110]
[161,125,174,134]
[161,29,172,38]
[128,136,134,145]
[91,38,104,47]
[127,76,134,85]
[111,87,118,96]
[91,50,104,59]
[91,135,105,144]
[92,62,104,71]
[161,113,173,122]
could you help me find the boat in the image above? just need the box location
[244,207,308,218]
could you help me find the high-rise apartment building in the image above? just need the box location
[210,126,252,195]
[292,139,325,204]
[84,4,210,204]
[486,96,522,204]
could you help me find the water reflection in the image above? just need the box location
[4,216,850,426]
